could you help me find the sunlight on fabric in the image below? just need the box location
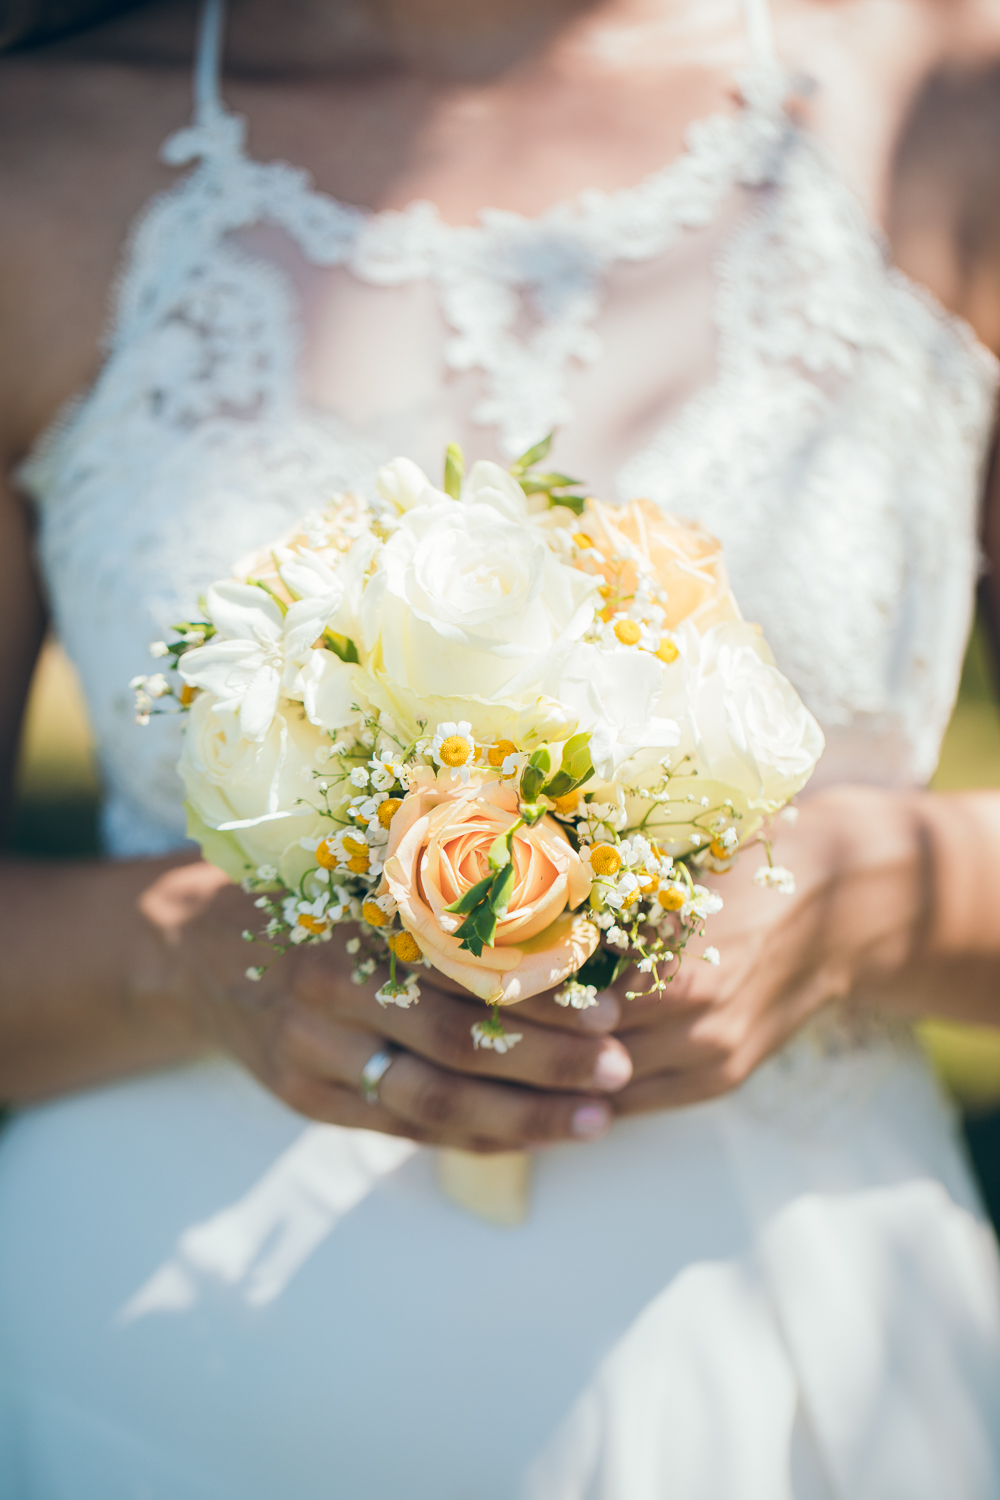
[118,1125,415,1321]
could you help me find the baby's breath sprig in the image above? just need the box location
[132,618,216,722]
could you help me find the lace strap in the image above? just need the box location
[739,0,778,70]
[194,0,227,125]
[160,0,241,164]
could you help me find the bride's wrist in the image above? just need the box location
[798,785,928,1001]
[825,785,1000,1014]
[909,788,1000,964]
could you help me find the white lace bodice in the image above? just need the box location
[17,0,999,857]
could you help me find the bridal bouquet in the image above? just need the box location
[135,440,823,1054]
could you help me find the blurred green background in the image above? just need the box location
[8,625,1000,1222]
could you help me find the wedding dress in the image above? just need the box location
[2,0,1000,1492]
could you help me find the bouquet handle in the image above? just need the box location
[437,1148,531,1226]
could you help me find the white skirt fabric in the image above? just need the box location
[1,1020,998,1500]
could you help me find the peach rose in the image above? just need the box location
[577,498,741,632]
[380,769,597,1003]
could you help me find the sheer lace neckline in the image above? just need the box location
[164,71,997,364]
[22,61,794,471]
[164,63,786,238]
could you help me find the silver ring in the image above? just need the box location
[359,1046,398,1106]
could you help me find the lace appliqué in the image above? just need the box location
[620,130,999,784]
[108,68,793,459]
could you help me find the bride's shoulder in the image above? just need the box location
[0,5,192,194]
[0,10,191,455]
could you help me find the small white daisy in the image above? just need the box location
[429,721,476,782]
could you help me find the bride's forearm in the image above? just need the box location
[0,850,216,1104]
[852,787,1000,1024]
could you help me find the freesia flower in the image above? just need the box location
[179,579,347,742]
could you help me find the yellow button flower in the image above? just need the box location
[388,930,422,963]
[589,844,623,876]
[377,797,403,828]
[657,885,685,911]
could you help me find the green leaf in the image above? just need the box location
[549,492,587,516]
[445,872,494,916]
[248,578,290,615]
[323,631,360,664]
[531,471,583,490]
[488,831,512,871]
[539,733,595,801]
[510,433,553,475]
[488,862,516,919]
[541,767,594,801]
[520,747,552,803]
[444,442,465,500]
[561,732,593,781]
[170,619,213,639]
[574,948,630,992]
[455,900,499,956]
[519,802,546,827]
[520,766,545,803]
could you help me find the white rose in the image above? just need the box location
[615,622,823,852]
[360,498,598,737]
[179,691,338,884]
[547,643,679,781]
[666,622,824,806]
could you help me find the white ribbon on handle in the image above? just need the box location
[437,1149,531,1226]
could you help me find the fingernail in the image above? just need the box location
[591,1044,632,1092]
[572,1103,611,1139]
[577,990,620,1032]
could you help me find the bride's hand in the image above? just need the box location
[141,856,633,1152]
[609,786,925,1114]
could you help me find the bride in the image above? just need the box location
[3,0,1000,1492]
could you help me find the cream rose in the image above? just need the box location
[612,622,824,851]
[179,690,337,885]
[545,642,680,781]
[380,769,597,1003]
[667,622,824,802]
[361,498,598,740]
